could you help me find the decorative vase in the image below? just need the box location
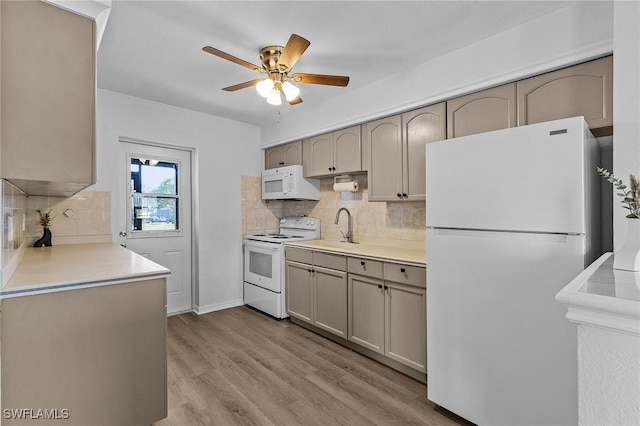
[33,228,52,247]
[613,219,640,271]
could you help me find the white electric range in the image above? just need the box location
[243,216,320,318]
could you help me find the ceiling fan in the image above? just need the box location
[202,34,349,106]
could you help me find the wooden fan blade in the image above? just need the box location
[288,95,303,105]
[290,73,349,87]
[277,34,310,71]
[202,46,264,73]
[222,79,264,91]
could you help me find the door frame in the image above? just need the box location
[118,136,198,314]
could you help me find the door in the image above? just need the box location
[243,241,283,292]
[403,103,446,200]
[426,227,581,425]
[313,266,348,338]
[118,141,193,314]
[426,117,587,234]
[333,126,362,174]
[348,274,385,354]
[385,282,426,373]
[366,115,403,201]
[304,134,333,177]
[285,261,313,323]
[264,146,284,170]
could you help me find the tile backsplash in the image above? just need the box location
[241,175,425,243]
[26,190,112,244]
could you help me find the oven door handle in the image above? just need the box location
[244,242,282,252]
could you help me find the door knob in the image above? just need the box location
[119,231,127,238]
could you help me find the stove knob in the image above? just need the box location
[280,218,286,223]
[310,220,315,225]
[306,220,311,225]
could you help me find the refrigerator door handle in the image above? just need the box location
[426,226,585,237]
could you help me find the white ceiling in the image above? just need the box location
[98,1,577,128]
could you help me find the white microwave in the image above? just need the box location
[262,165,320,200]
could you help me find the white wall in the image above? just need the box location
[96,89,262,313]
[261,1,613,147]
[613,0,640,251]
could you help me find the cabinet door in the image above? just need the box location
[366,115,403,202]
[1,1,95,195]
[517,56,613,135]
[385,282,426,373]
[286,261,313,323]
[265,146,284,170]
[348,274,385,354]
[283,141,303,166]
[304,134,334,177]
[333,126,362,174]
[446,83,516,139]
[403,103,446,200]
[313,266,348,338]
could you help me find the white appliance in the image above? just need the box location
[243,216,320,318]
[262,165,320,200]
[426,117,602,426]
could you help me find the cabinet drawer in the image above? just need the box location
[313,251,347,270]
[383,263,426,288]
[285,247,313,264]
[347,257,383,279]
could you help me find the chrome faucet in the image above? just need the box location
[334,207,353,243]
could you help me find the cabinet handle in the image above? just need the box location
[378,284,383,289]
[279,161,285,165]
[383,285,389,291]
[397,193,402,198]
[328,167,332,171]
[360,261,365,266]
[400,268,406,273]
[402,193,408,198]
[332,167,336,171]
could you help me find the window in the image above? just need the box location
[129,157,180,234]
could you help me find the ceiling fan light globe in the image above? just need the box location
[281,81,300,102]
[266,89,282,105]
[256,78,274,98]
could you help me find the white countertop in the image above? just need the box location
[556,252,640,335]
[285,239,426,266]
[1,243,170,299]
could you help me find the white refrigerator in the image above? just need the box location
[426,117,602,425]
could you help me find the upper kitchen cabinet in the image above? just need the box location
[366,103,446,202]
[517,56,613,136]
[264,140,303,170]
[303,126,362,178]
[1,0,96,196]
[446,83,516,138]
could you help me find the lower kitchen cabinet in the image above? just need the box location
[1,278,167,425]
[285,250,348,339]
[348,272,427,373]
[348,274,385,353]
[385,282,426,373]
[286,260,314,323]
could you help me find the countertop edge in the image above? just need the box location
[284,241,426,267]
[556,252,640,336]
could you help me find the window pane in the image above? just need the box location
[132,196,179,231]
[130,158,178,195]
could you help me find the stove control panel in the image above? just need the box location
[280,216,320,231]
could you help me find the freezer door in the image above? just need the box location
[426,117,589,234]
[426,228,581,425]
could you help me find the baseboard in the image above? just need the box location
[194,298,244,315]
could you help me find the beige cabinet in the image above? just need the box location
[303,126,362,177]
[447,83,517,138]
[1,279,167,425]
[348,259,426,373]
[366,103,446,201]
[286,260,314,323]
[517,56,613,136]
[285,248,348,338]
[1,1,96,196]
[264,140,303,170]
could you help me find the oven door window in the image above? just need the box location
[249,251,273,278]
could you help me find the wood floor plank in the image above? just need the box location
[155,306,471,426]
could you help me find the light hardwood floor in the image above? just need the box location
[154,306,472,426]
